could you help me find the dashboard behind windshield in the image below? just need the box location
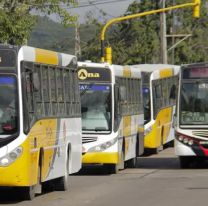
[80,84,112,133]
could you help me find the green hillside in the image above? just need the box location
[28,16,96,54]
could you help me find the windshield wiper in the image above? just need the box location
[94,127,108,132]
[82,127,109,132]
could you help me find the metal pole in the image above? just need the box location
[75,21,81,59]
[160,0,167,64]
[172,0,176,64]
[100,0,201,63]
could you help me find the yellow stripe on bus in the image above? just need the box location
[160,68,173,78]
[123,67,131,77]
[28,119,57,183]
[123,116,131,155]
[35,49,59,65]
[123,116,131,137]
[144,107,173,149]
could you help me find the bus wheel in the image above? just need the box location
[20,186,36,200]
[105,149,125,174]
[179,156,192,169]
[104,164,119,174]
[118,149,125,170]
[126,139,138,168]
[20,161,43,200]
[55,155,70,191]
[126,157,137,168]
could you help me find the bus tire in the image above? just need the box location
[179,156,192,169]
[126,140,137,168]
[20,156,42,200]
[104,163,119,174]
[105,149,125,174]
[20,186,36,200]
[55,152,70,191]
[126,157,137,168]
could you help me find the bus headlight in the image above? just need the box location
[144,126,152,136]
[183,138,188,144]
[0,146,23,167]
[88,138,117,152]
[188,140,194,146]
[178,136,184,141]
[175,132,195,147]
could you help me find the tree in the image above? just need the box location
[81,0,208,65]
[110,0,160,64]
[166,0,208,64]
[0,0,77,45]
[82,1,161,64]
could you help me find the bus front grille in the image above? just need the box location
[192,131,208,138]
[82,137,98,144]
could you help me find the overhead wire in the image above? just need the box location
[21,0,132,9]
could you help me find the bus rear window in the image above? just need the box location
[0,50,16,67]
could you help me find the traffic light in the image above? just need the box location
[193,0,201,18]
[105,47,112,64]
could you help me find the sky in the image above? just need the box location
[68,0,136,23]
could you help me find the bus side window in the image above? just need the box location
[21,61,36,133]
[170,84,176,100]
[153,80,162,118]
[114,79,121,131]
[155,84,162,98]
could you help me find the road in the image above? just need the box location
[1,147,208,206]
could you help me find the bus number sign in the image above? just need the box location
[183,67,208,79]
[190,68,208,78]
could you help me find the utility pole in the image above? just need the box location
[171,0,176,64]
[75,21,81,60]
[160,0,168,64]
[167,0,192,64]
[100,0,201,63]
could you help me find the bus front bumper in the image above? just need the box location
[82,152,118,164]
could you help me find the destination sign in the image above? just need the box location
[79,84,110,91]
[78,67,111,82]
[183,66,208,79]
[0,49,16,68]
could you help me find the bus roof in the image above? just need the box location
[78,61,110,69]
[19,45,77,67]
[78,61,142,79]
[112,64,141,79]
[181,62,208,68]
[131,64,180,72]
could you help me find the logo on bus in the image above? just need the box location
[78,69,100,80]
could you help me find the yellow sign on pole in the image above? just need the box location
[193,0,201,18]
[100,0,201,63]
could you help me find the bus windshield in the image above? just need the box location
[180,81,208,125]
[80,84,111,132]
[0,75,18,137]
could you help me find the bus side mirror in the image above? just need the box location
[32,72,40,91]
[119,86,127,102]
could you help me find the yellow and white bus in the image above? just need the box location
[175,63,208,168]
[132,64,180,153]
[78,62,144,174]
[0,45,82,200]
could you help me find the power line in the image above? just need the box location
[86,0,116,18]
[65,0,131,9]
[23,0,131,9]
